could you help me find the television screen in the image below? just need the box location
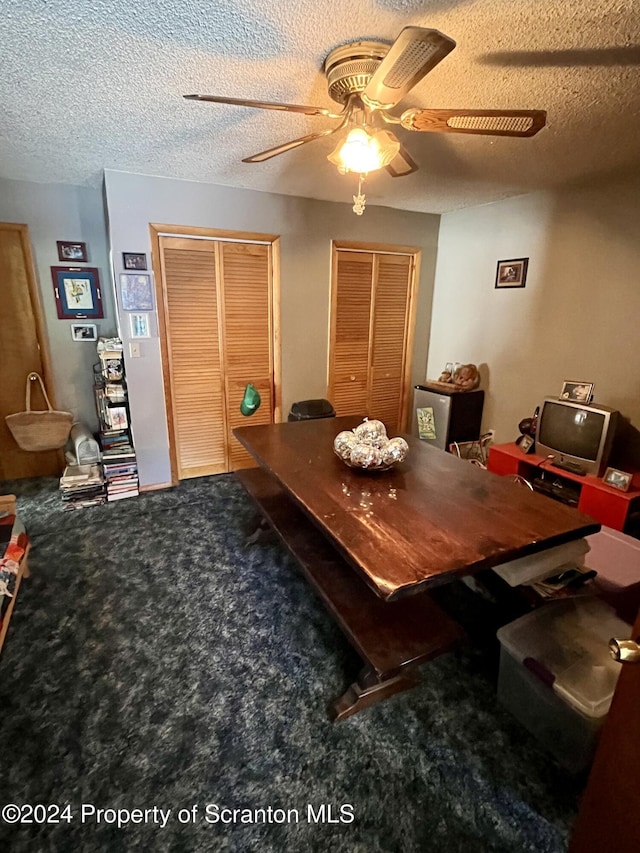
[538,402,605,461]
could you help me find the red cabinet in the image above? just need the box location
[487,443,640,533]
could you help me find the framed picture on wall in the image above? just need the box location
[71,323,97,341]
[51,266,104,319]
[119,273,154,311]
[495,258,529,289]
[122,252,147,270]
[129,313,150,338]
[57,241,88,262]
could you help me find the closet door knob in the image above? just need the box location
[350,375,356,381]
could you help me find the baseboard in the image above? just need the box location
[139,481,173,493]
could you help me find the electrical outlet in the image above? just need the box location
[129,342,141,358]
[486,429,496,443]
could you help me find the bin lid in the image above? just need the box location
[289,399,335,418]
[497,597,630,718]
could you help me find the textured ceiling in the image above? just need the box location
[1,0,639,213]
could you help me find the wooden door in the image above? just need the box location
[0,223,61,480]
[569,605,640,853]
[328,244,418,433]
[328,251,373,418]
[369,254,412,434]
[154,228,279,482]
[159,236,227,480]
[219,242,275,470]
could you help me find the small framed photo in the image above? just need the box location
[122,252,147,271]
[107,406,129,430]
[560,381,594,403]
[100,355,124,382]
[71,323,97,341]
[57,241,88,262]
[51,266,104,319]
[495,258,528,289]
[130,313,150,338]
[518,434,535,454]
[603,467,632,492]
[119,273,154,311]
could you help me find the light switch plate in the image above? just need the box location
[129,342,141,358]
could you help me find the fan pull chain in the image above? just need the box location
[352,174,366,215]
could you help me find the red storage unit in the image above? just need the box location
[487,442,640,533]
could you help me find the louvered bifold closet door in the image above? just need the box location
[219,242,274,470]
[160,237,227,479]
[329,251,373,416]
[368,254,412,434]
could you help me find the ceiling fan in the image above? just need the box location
[185,26,546,213]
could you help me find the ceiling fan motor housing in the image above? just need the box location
[324,41,390,104]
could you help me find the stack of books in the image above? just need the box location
[101,435,139,501]
[59,464,105,510]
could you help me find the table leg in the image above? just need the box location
[329,665,421,722]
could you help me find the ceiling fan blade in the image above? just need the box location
[386,146,418,177]
[401,108,547,137]
[242,127,342,163]
[480,47,640,67]
[184,94,343,119]
[363,27,456,110]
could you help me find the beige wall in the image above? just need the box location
[428,172,640,460]
[104,171,440,486]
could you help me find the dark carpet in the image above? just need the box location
[0,475,583,852]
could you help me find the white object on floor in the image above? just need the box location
[586,526,640,592]
[492,538,590,587]
[68,422,101,464]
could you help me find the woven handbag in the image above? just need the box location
[5,373,73,452]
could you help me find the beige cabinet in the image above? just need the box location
[153,228,280,481]
[328,243,419,434]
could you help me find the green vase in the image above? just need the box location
[240,383,261,416]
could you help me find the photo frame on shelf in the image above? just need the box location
[122,252,147,271]
[107,406,129,430]
[71,323,97,341]
[518,434,535,454]
[495,258,528,289]
[129,313,150,338]
[560,380,594,403]
[57,241,88,262]
[100,354,124,382]
[603,467,632,492]
[51,266,104,319]
[119,273,154,311]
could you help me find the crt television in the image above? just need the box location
[535,397,619,476]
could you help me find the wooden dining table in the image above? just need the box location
[234,415,600,720]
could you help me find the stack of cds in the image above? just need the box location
[101,440,139,501]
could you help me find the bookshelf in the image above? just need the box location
[94,340,139,501]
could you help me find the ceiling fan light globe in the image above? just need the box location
[370,129,401,167]
[328,127,385,174]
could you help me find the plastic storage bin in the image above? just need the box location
[497,597,629,772]
[288,399,336,422]
[492,537,590,587]
[586,526,640,593]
